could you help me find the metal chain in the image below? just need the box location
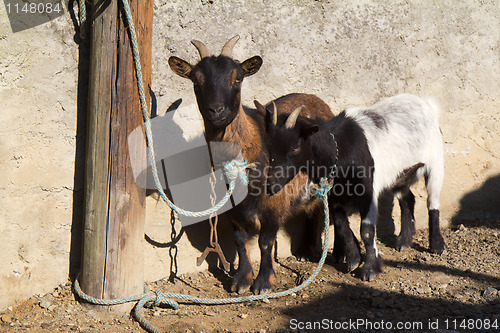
[328,132,339,179]
[196,167,231,271]
[168,209,178,283]
[209,169,218,246]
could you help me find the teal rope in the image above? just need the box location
[79,0,86,25]
[78,0,87,39]
[308,177,335,199]
[74,178,333,333]
[77,0,250,217]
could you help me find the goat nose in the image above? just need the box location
[208,105,224,116]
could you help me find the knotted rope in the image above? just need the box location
[74,176,333,333]
[308,177,335,199]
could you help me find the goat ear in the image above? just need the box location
[300,124,319,140]
[241,56,263,77]
[254,100,266,113]
[254,100,276,132]
[168,56,193,79]
[254,100,270,128]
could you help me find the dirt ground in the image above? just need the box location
[1,223,499,333]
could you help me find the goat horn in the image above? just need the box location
[220,35,240,58]
[191,40,210,59]
[285,105,304,129]
[272,101,278,125]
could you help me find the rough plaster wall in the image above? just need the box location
[1,0,499,309]
[145,0,500,281]
[0,9,78,309]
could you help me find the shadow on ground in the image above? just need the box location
[284,257,500,332]
[451,174,500,230]
[284,283,499,331]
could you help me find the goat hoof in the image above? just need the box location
[296,252,320,263]
[231,271,253,294]
[334,243,361,272]
[295,246,310,261]
[332,252,360,272]
[345,245,361,272]
[346,255,361,272]
[396,244,411,252]
[232,284,251,294]
[231,282,251,294]
[396,235,413,251]
[430,236,445,254]
[296,256,307,262]
[296,244,321,262]
[254,286,271,295]
[252,273,276,295]
[359,266,381,281]
[358,257,383,281]
[396,241,412,252]
[332,247,346,264]
[360,271,378,281]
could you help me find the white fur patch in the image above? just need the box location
[345,94,444,208]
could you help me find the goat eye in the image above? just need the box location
[290,145,300,152]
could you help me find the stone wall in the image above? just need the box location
[1,0,498,309]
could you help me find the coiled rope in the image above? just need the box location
[75,1,335,332]
[74,177,332,333]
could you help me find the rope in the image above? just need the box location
[74,178,333,333]
[75,1,336,332]
[77,0,251,218]
[308,177,335,200]
[78,0,87,39]
[78,0,86,26]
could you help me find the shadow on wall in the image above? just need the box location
[452,174,500,229]
[68,0,90,280]
[143,97,239,283]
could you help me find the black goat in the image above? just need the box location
[169,36,333,293]
[260,94,445,281]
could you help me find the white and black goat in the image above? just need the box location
[169,36,333,293]
[259,94,445,281]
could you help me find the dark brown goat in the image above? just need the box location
[168,36,333,293]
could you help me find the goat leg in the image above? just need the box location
[396,188,416,251]
[253,213,280,294]
[231,226,254,293]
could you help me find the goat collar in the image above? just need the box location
[327,132,339,180]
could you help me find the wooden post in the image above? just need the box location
[81,0,153,312]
